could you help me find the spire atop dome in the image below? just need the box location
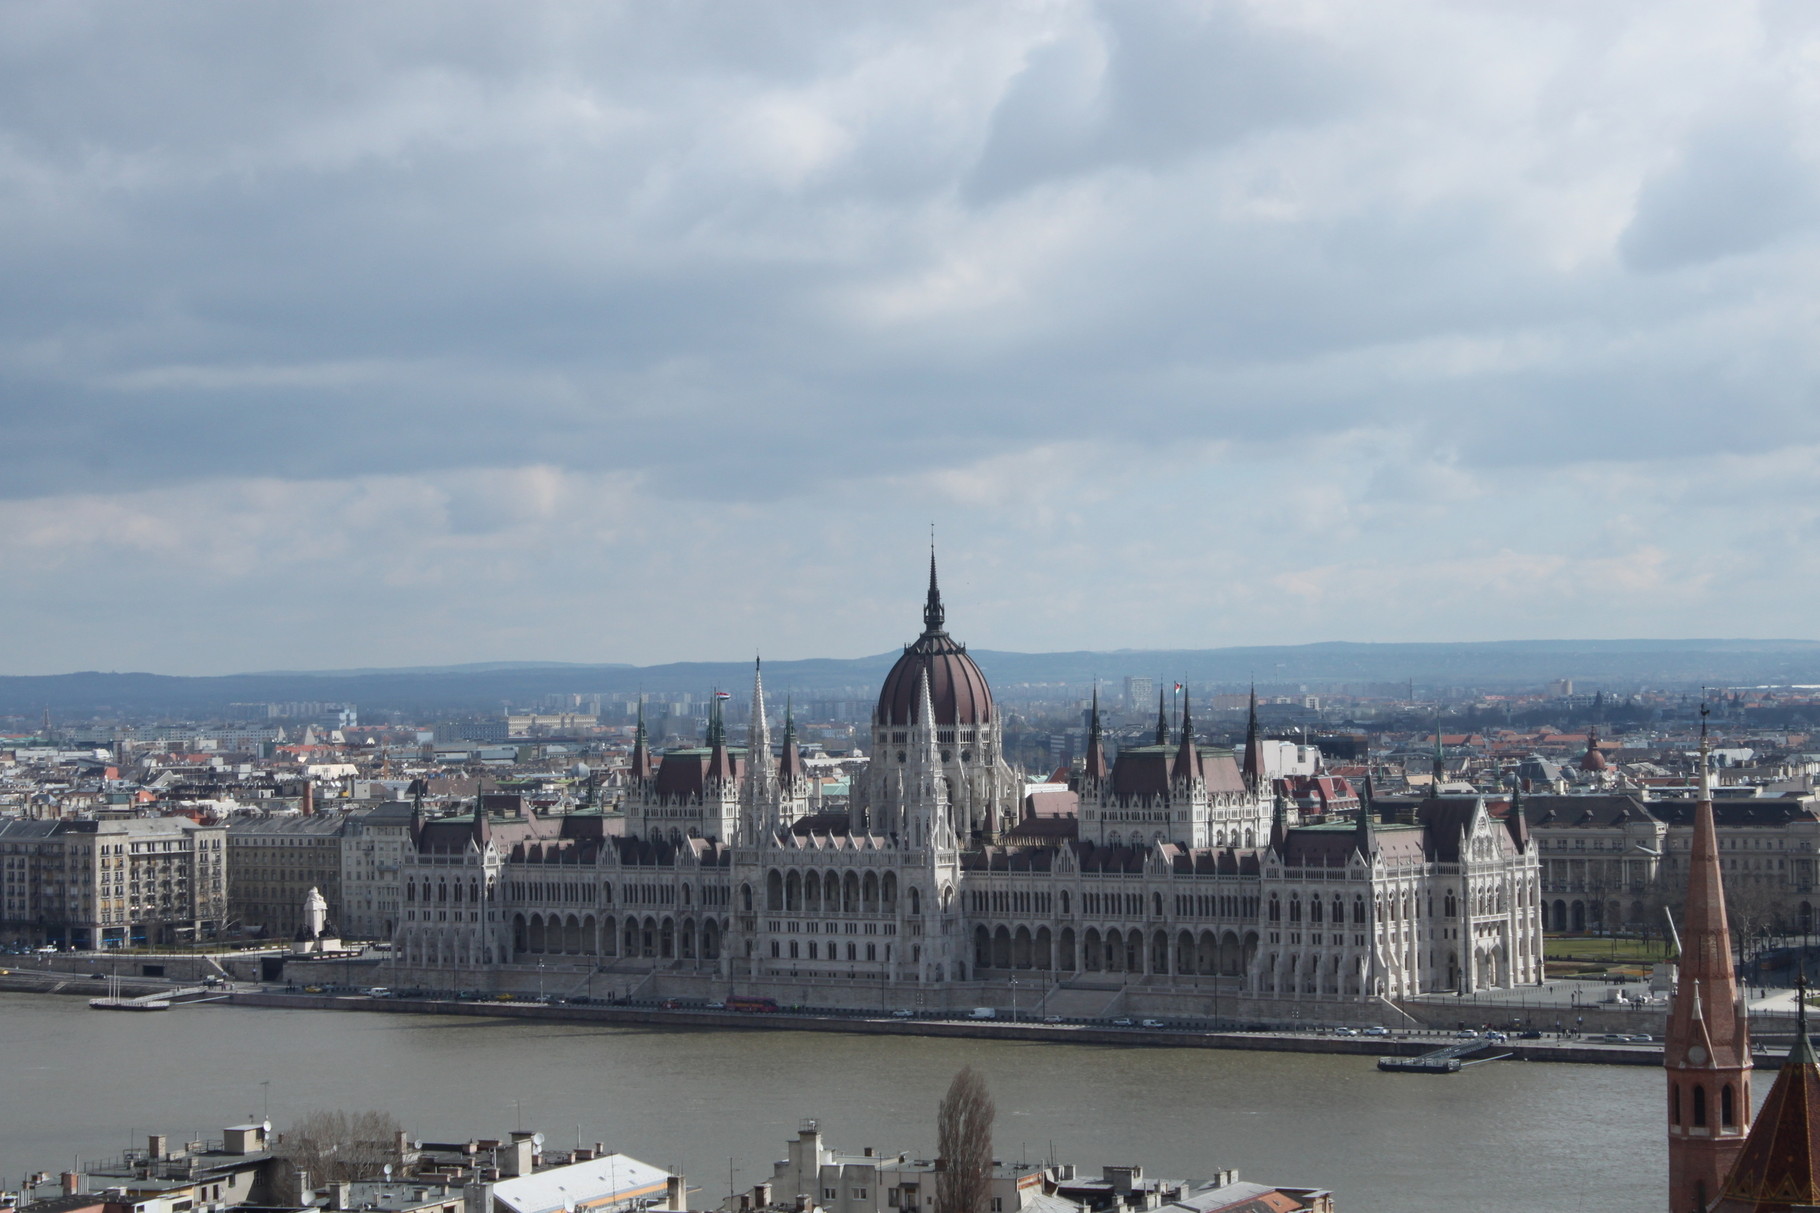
[923,544,945,634]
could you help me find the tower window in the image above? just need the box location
[1722,1084,1735,1127]
[1692,1085,1707,1128]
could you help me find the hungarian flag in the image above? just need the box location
[1173,682,1184,694]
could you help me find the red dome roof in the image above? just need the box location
[874,552,993,727]
[876,632,994,727]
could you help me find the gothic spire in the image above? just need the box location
[1173,686,1201,783]
[1155,686,1170,747]
[1666,694,1753,1213]
[629,697,654,781]
[746,659,775,804]
[1506,779,1529,852]
[1242,685,1263,793]
[1269,789,1288,853]
[705,694,726,748]
[1353,774,1376,859]
[1431,713,1446,787]
[923,544,945,634]
[778,696,805,787]
[1084,685,1108,781]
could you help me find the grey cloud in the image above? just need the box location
[965,2,1351,202]
[1621,115,1819,273]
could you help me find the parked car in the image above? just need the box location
[1362,1025,1389,1037]
[1111,1017,1135,1027]
[1043,1015,1063,1024]
[1140,1019,1166,1029]
[1455,1028,1479,1039]
[891,1008,915,1018]
[1333,1026,1359,1036]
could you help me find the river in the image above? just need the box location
[0,993,1665,1213]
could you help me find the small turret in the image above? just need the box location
[1353,774,1376,860]
[1172,688,1202,784]
[629,700,654,782]
[1154,687,1170,747]
[1083,687,1108,782]
[1241,686,1264,794]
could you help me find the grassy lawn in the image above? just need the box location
[1543,934,1671,980]
[1544,935,1672,964]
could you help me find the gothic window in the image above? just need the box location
[1269,895,1280,922]
[1692,1085,1707,1128]
[1722,1084,1735,1127]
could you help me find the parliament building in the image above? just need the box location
[388,560,1543,1016]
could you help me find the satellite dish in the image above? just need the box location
[383,1165,393,1179]
[532,1133,545,1148]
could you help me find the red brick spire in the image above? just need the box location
[1710,978,1820,1212]
[1667,713,1753,1213]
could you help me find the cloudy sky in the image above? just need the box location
[4,1,1820,676]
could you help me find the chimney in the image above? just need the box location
[148,1135,168,1160]
[665,1176,685,1211]
[499,1140,533,1178]
[330,1181,353,1211]
[754,1183,772,1207]
[61,1174,80,1197]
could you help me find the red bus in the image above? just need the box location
[726,995,779,1013]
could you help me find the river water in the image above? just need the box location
[0,994,1664,1213]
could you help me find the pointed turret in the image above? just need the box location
[1155,687,1170,747]
[1083,686,1108,782]
[1667,706,1753,1213]
[746,660,774,801]
[1506,781,1530,853]
[1242,686,1264,793]
[629,699,654,781]
[705,695,737,783]
[1172,687,1202,783]
[1353,774,1376,860]
[1711,976,1820,1212]
[778,698,806,789]
[1268,790,1288,853]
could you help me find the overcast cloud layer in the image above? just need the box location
[4,1,1820,676]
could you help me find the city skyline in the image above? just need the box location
[5,4,1819,677]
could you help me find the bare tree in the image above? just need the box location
[277,1109,403,1184]
[935,1067,995,1213]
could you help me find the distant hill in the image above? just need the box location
[6,639,1820,718]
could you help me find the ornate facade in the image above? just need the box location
[389,559,1543,1010]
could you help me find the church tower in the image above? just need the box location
[1667,714,1753,1213]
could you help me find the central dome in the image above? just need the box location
[874,554,994,727]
